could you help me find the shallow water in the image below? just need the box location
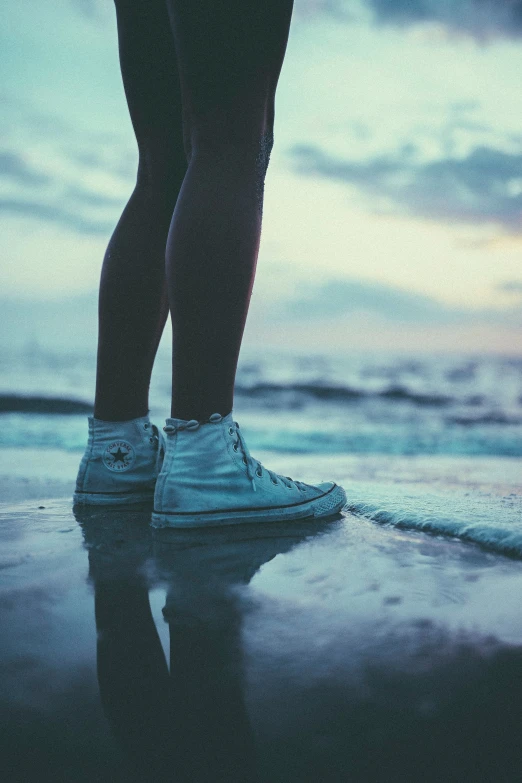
[2,500,522,782]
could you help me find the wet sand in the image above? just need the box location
[2,479,522,782]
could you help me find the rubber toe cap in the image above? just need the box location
[316,481,336,493]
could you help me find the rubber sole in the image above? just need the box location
[151,483,347,529]
[73,490,154,507]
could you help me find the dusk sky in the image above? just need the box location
[2,0,522,353]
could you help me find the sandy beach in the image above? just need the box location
[2,449,522,782]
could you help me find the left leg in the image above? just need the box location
[94,0,187,421]
[74,0,186,506]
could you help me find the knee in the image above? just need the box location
[136,153,187,202]
[256,128,274,179]
[189,121,275,176]
[187,98,273,157]
[188,119,274,210]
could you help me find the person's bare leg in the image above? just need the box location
[164,0,295,421]
[94,0,187,421]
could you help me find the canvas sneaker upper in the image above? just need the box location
[74,414,165,505]
[153,412,346,526]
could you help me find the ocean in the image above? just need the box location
[1,345,521,556]
[2,343,522,781]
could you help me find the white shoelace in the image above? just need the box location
[230,420,308,492]
[149,423,166,473]
[164,414,308,493]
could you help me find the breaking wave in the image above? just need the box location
[0,394,92,414]
[347,482,522,559]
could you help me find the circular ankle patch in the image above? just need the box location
[103,440,135,472]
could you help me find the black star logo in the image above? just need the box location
[110,447,128,465]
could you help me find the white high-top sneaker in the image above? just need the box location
[152,412,346,528]
[73,414,165,506]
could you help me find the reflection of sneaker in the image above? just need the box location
[152,412,346,528]
[73,505,153,581]
[73,415,165,506]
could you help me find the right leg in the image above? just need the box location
[153,0,347,527]
[164,0,295,421]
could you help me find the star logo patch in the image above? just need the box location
[103,440,135,472]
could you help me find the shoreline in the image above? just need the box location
[1,446,521,558]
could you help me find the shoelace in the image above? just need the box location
[163,415,307,493]
[148,423,166,473]
[230,421,308,493]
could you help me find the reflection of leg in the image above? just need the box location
[164,0,295,420]
[165,597,259,782]
[95,580,172,779]
[95,0,187,421]
[151,523,334,781]
[77,509,173,776]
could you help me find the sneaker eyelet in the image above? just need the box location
[144,423,149,429]
[256,468,262,477]
[271,479,278,485]
[233,444,238,452]
[242,458,247,465]
[228,427,234,435]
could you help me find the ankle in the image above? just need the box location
[169,409,233,423]
[92,409,150,423]
[92,413,150,425]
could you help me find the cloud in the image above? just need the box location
[62,145,137,181]
[280,277,522,326]
[0,151,51,186]
[0,99,134,237]
[367,0,522,41]
[0,93,76,140]
[498,280,522,294]
[65,184,125,208]
[293,0,355,21]
[294,0,522,41]
[283,278,462,323]
[69,0,112,24]
[0,198,115,235]
[450,101,481,113]
[70,0,97,17]
[290,143,522,233]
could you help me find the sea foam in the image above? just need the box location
[347,479,522,558]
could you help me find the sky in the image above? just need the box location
[1,0,522,354]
